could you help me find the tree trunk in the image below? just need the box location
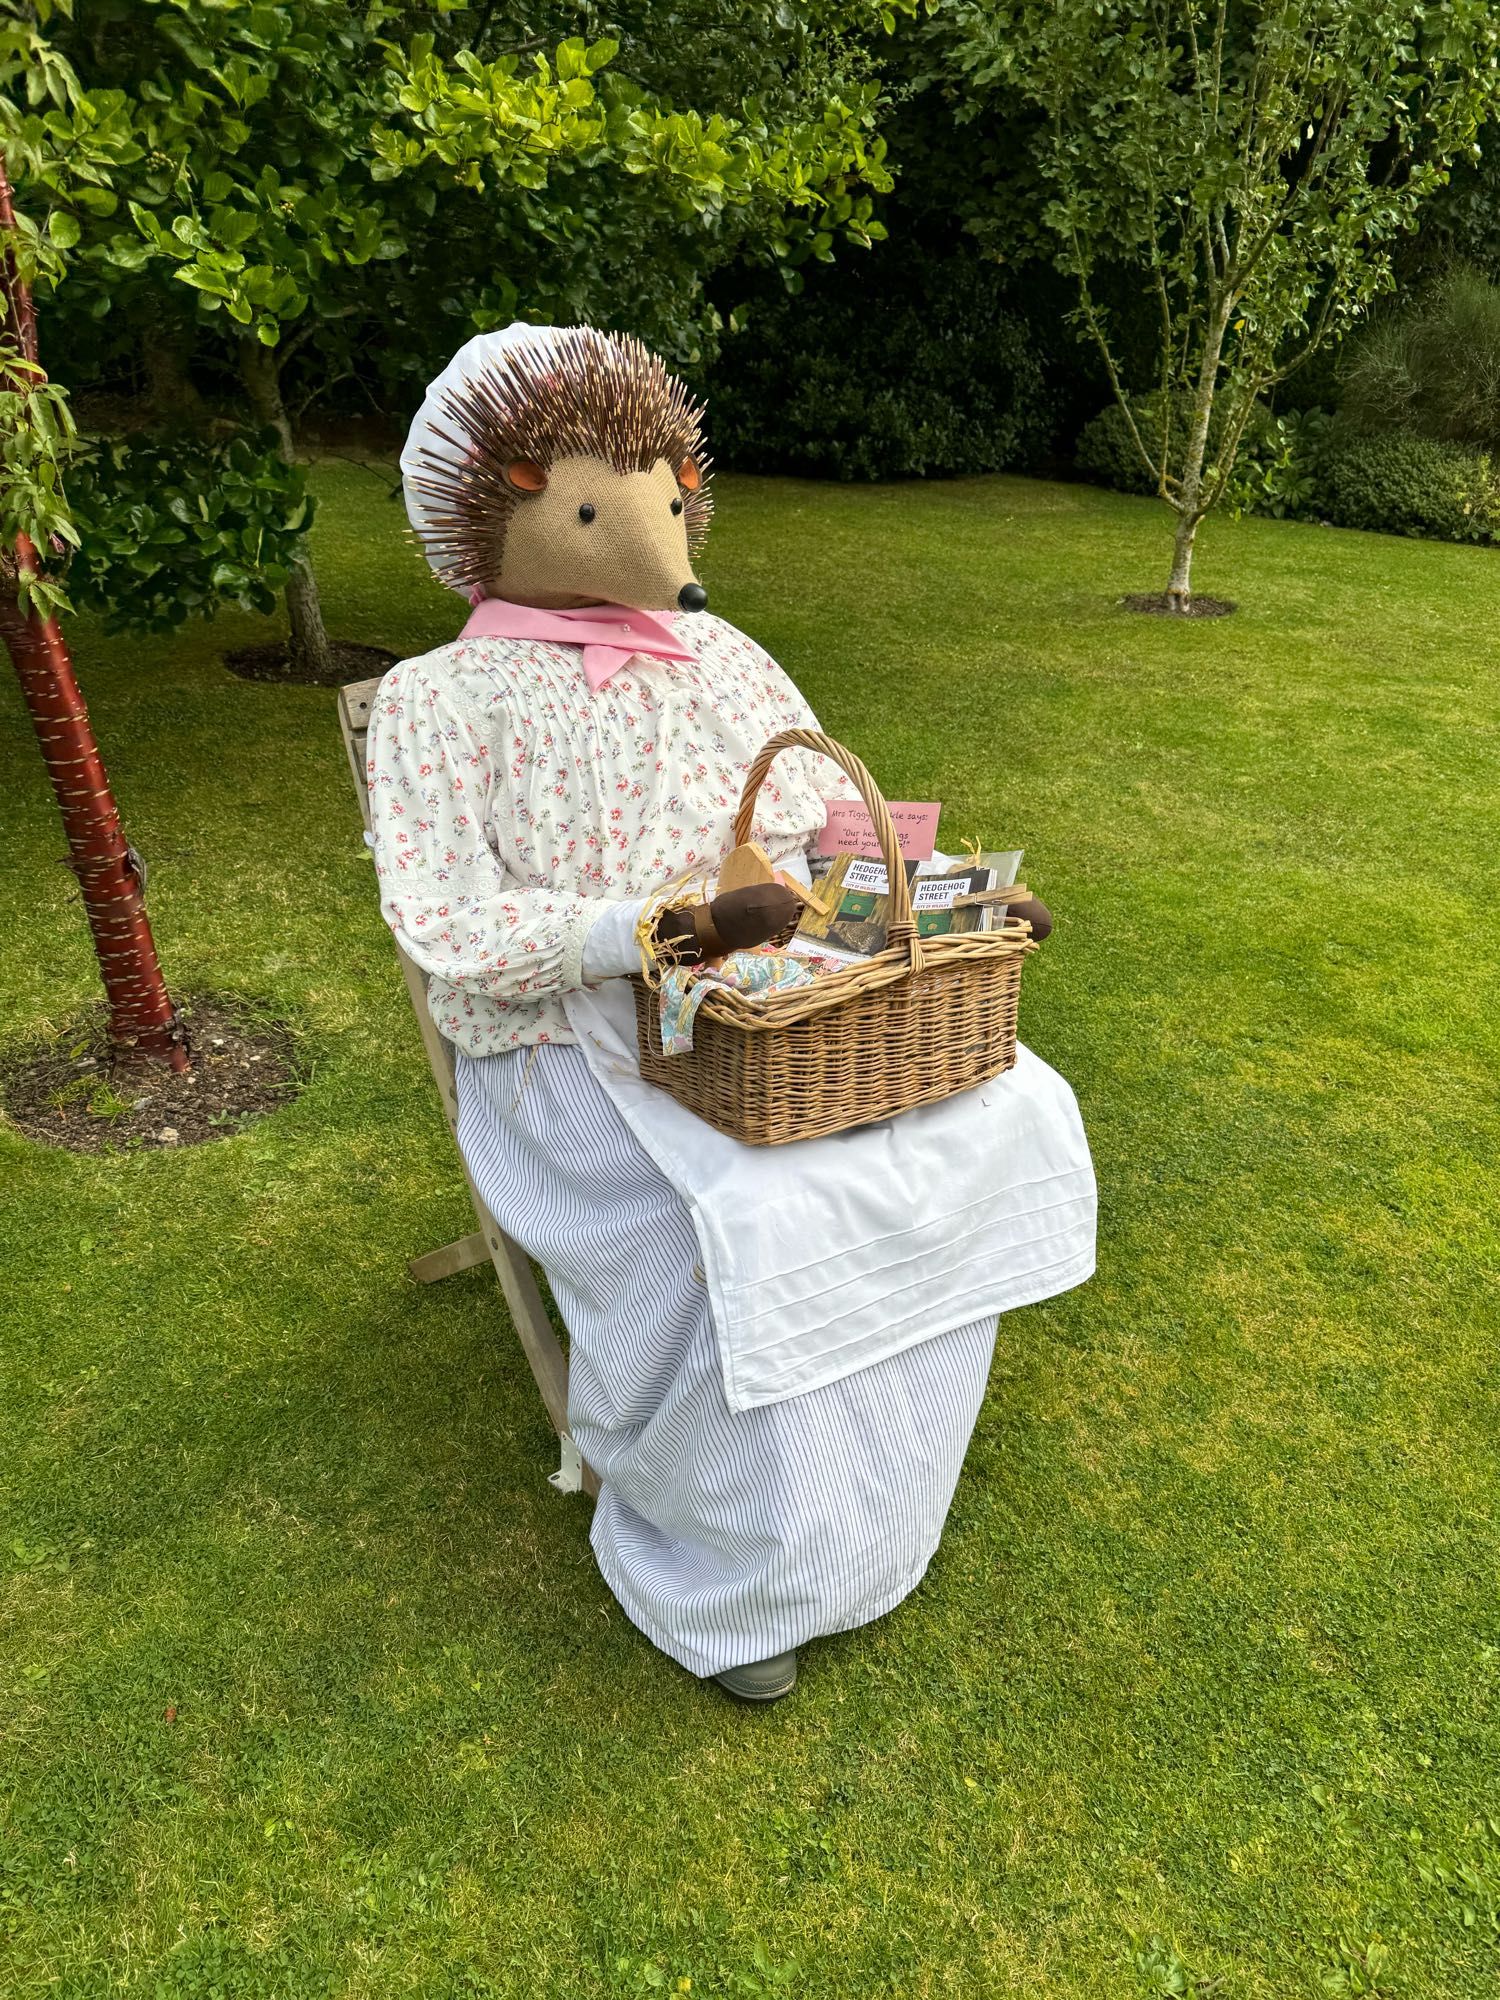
[1164,295,1234,613]
[143,326,202,422]
[0,153,186,1071]
[238,339,336,679]
[1,559,188,1070]
[281,549,336,678]
[1166,509,1200,608]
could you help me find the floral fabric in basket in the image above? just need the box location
[658,951,815,1055]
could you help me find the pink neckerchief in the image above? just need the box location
[459,595,696,693]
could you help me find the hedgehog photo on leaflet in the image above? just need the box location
[365,322,1096,1704]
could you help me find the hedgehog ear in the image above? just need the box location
[504,459,548,494]
[677,456,703,493]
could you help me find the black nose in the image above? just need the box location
[677,583,708,612]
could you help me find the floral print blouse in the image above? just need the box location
[365,613,855,1054]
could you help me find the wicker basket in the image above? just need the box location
[632,729,1037,1145]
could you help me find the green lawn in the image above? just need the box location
[3,464,1499,2000]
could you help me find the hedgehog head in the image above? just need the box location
[405,327,713,613]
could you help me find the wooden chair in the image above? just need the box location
[338,675,598,1498]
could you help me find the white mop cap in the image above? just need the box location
[400,322,575,591]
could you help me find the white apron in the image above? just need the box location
[562,978,1097,1410]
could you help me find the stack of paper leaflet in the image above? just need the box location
[790,849,1025,967]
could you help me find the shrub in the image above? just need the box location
[1074,389,1276,495]
[1318,433,1499,543]
[1223,407,1334,520]
[67,428,312,634]
[1339,267,1500,449]
[1074,391,1319,513]
[709,252,1056,481]
[1074,397,1166,495]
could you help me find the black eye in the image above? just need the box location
[670,497,684,516]
[578,504,596,524]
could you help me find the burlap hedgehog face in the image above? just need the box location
[404,326,714,612]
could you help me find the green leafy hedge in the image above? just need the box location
[1074,398,1171,496]
[1318,433,1499,543]
[710,252,1055,481]
[67,429,312,634]
[1224,407,1333,521]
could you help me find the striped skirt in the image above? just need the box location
[455,1044,997,1679]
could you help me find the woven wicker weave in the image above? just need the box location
[633,729,1037,1145]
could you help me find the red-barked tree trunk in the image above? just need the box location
[2,155,186,1071]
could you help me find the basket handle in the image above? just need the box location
[732,728,920,960]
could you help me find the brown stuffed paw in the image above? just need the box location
[655,882,803,963]
[1007,894,1052,941]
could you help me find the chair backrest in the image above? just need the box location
[338,674,460,1109]
[337,675,382,835]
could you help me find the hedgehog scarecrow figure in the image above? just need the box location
[368,324,1095,1703]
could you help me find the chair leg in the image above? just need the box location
[408,1230,490,1284]
[461,1197,602,1497]
[548,1434,604,1498]
[549,1434,586,1494]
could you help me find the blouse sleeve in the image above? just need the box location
[365,661,630,1000]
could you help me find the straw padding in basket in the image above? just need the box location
[633,729,1037,1146]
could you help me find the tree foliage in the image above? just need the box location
[61,8,893,353]
[0,1,130,618]
[1,0,908,644]
[0,343,76,619]
[68,429,311,632]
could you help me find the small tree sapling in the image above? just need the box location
[948,0,1500,609]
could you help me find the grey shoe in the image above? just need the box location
[715,1649,797,1702]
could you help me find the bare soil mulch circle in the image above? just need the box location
[1,996,302,1155]
[225,639,398,689]
[1120,592,1238,619]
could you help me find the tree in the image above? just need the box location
[1,149,185,1069]
[20,0,900,670]
[943,0,1500,608]
[0,0,903,1061]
